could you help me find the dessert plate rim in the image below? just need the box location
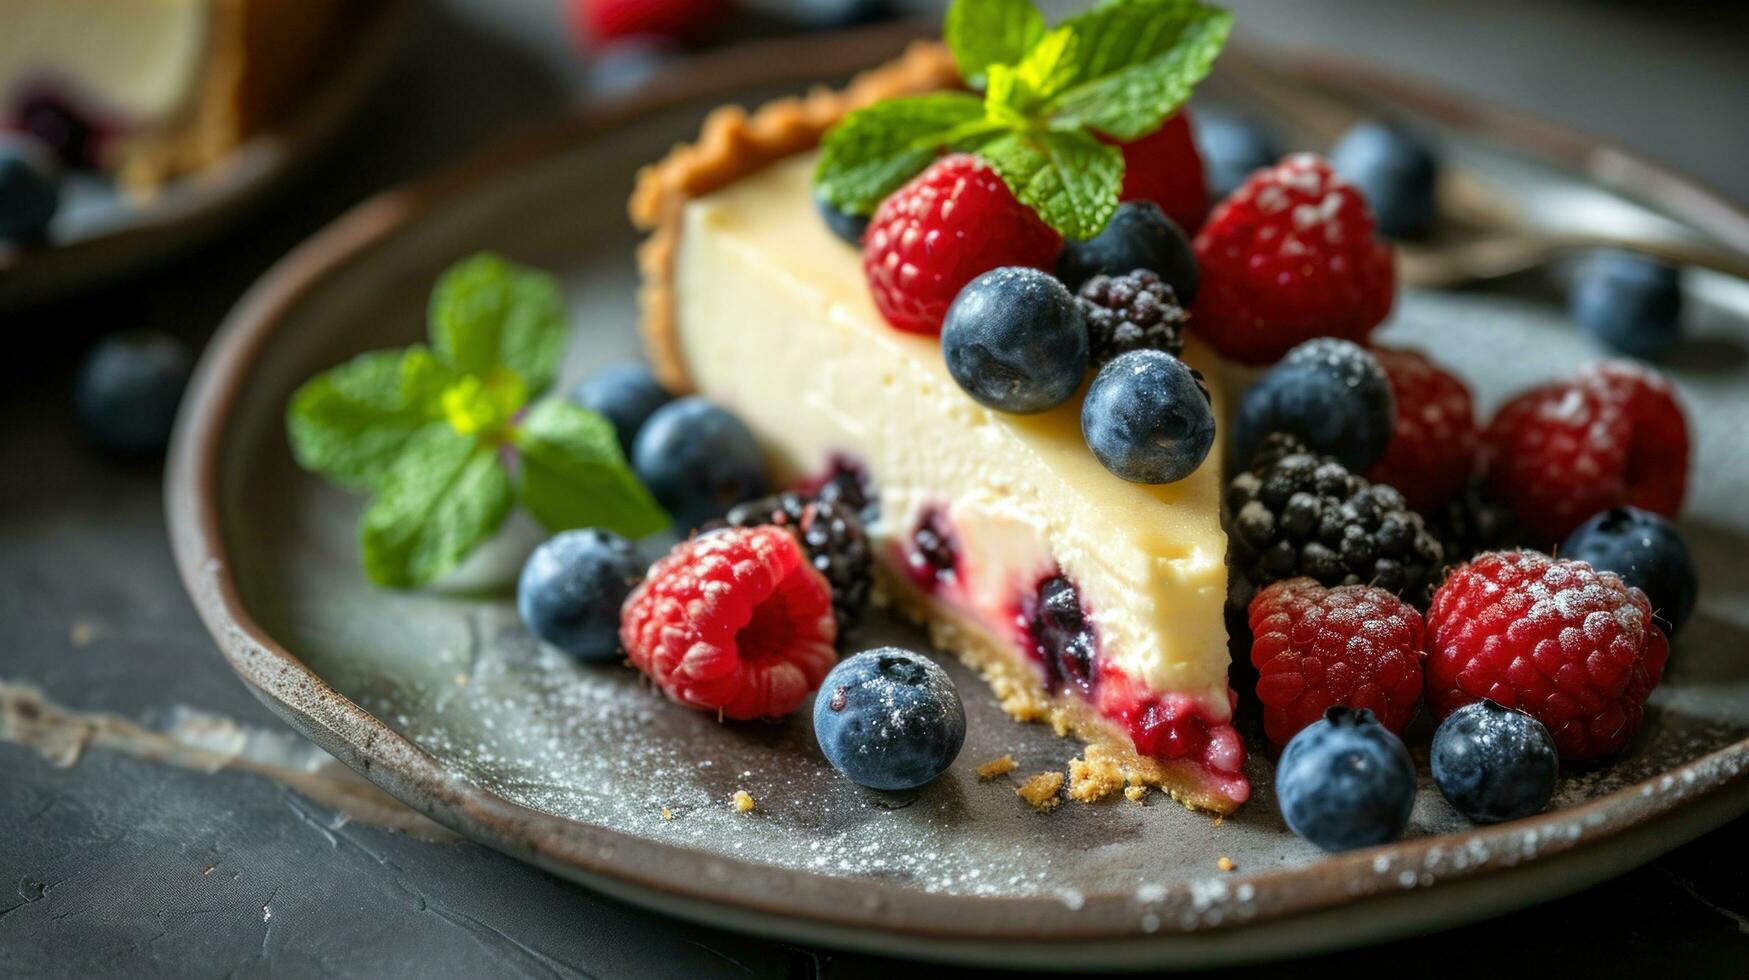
[165,24,1749,969]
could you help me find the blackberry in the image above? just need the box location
[1225,434,1443,614]
[726,492,872,630]
[1427,479,1521,565]
[1074,270,1187,368]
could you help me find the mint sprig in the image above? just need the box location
[816,0,1231,241]
[286,252,668,588]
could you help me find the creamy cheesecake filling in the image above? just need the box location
[0,0,213,126]
[671,154,1245,807]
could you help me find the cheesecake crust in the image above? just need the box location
[628,41,962,392]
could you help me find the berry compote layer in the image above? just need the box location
[669,154,1247,812]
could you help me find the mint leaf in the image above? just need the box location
[1043,0,1233,141]
[512,400,669,538]
[814,93,992,215]
[359,423,513,587]
[428,253,567,394]
[944,0,1046,89]
[978,129,1123,240]
[286,347,453,490]
[1006,26,1079,108]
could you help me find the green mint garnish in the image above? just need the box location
[286,252,668,588]
[816,0,1231,241]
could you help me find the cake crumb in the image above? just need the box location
[1217,856,1236,873]
[976,755,1018,780]
[731,790,755,813]
[1067,747,1126,802]
[1124,785,1148,803]
[661,807,673,821]
[1017,772,1064,811]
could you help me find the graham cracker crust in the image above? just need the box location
[875,566,1242,816]
[627,41,962,393]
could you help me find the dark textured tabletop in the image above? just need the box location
[4,1,1747,976]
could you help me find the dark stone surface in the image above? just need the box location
[4,1,1748,976]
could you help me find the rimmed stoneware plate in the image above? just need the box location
[0,0,414,313]
[166,25,1749,971]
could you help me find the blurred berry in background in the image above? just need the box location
[1571,250,1684,360]
[0,133,62,242]
[1193,111,1284,202]
[1331,119,1439,240]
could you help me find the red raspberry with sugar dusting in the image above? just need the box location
[1248,577,1425,746]
[620,526,837,720]
[1107,110,1209,234]
[1190,153,1395,365]
[862,154,1062,335]
[1425,550,1667,760]
[1483,361,1688,544]
[1365,346,1480,512]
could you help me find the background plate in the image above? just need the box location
[0,0,413,313]
[167,29,1749,970]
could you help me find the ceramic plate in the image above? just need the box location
[166,28,1749,970]
[0,0,413,313]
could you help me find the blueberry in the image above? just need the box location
[1058,201,1199,300]
[1081,350,1215,484]
[1234,338,1393,472]
[1563,506,1699,635]
[517,529,644,662]
[0,134,62,242]
[585,40,677,97]
[780,0,899,29]
[632,396,769,530]
[16,93,97,169]
[1276,706,1417,852]
[73,330,194,458]
[815,195,869,246]
[1330,120,1438,240]
[813,647,966,791]
[1570,251,1683,360]
[941,267,1089,414]
[1430,701,1558,824]
[1194,112,1284,201]
[569,361,673,454]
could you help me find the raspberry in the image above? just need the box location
[726,491,873,630]
[1483,361,1689,544]
[862,154,1062,335]
[1225,434,1444,614]
[1074,270,1187,367]
[1424,550,1668,760]
[620,526,837,719]
[1108,111,1209,233]
[1190,154,1395,365]
[568,0,725,46]
[1364,346,1480,512]
[1249,578,1425,746]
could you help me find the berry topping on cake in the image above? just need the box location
[862,154,1062,335]
[941,267,1089,413]
[620,526,837,719]
[1082,350,1216,484]
[1225,435,1444,613]
[813,647,967,791]
[1483,361,1689,544]
[1571,250,1684,360]
[1191,153,1395,365]
[1248,578,1425,746]
[1058,201,1199,300]
[1275,707,1416,852]
[1562,506,1699,636]
[1424,550,1668,760]
[1074,270,1189,368]
[1330,120,1439,240]
[1024,575,1098,696]
[1431,700,1559,824]
[1364,346,1480,512]
[1235,338,1395,473]
[632,396,770,530]
[1109,111,1209,235]
[815,194,870,246]
[517,529,645,663]
[727,491,874,630]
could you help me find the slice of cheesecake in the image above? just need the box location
[631,43,1247,813]
[0,0,347,190]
